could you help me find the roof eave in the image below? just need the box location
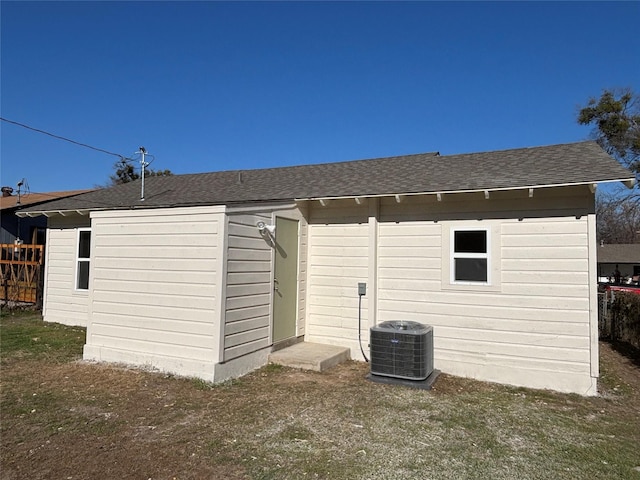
[14,176,638,215]
[296,177,637,204]
[16,209,93,218]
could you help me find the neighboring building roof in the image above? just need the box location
[18,141,635,215]
[598,244,640,264]
[0,190,94,211]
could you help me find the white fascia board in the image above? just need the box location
[295,177,637,204]
[225,202,296,215]
[15,209,91,218]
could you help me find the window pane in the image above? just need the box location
[77,261,89,290]
[455,258,487,282]
[78,231,91,258]
[454,231,486,253]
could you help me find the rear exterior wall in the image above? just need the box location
[304,186,599,395]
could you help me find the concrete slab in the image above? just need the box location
[268,342,351,372]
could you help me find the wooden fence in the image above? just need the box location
[0,244,44,305]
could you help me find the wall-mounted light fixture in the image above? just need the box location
[257,221,276,236]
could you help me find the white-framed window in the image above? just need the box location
[451,227,490,284]
[76,228,91,290]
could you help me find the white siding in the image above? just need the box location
[223,206,308,361]
[377,217,592,393]
[297,202,309,338]
[83,206,225,380]
[306,200,369,357]
[305,187,599,395]
[224,213,273,360]
[43,215,91,326]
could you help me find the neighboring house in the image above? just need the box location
[597,244,640,283]
[1,188,92,244]
[19,141,635,395]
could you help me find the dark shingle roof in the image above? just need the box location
[20,141,635,214]
[1,190,93,211]
[598,244,640,264]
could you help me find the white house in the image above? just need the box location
[19,141,635,395]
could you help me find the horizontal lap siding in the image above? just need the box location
[376,195,594,391]
[494,218,591,366]
[87,207,223,371]
[377,221,441,327]
[298,216,308,337]
[305,189,596,394]
[501,220,590,306]
[307,201,369,353]
[224,213,273,360]
[43,216,91,326]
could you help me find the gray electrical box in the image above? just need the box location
[358,282,366,296]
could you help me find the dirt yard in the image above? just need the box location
[1,313,639,480]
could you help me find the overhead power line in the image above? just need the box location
[0,116,125,159]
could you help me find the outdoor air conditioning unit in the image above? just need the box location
[370,321,434,381]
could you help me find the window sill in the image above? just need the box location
[442,282,502,293]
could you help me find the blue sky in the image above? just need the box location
[1,1,638,193]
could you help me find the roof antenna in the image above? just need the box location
[16,179,24,206]
[16,179,25,243]
[137,147,148,201]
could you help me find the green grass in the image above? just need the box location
[0,310,85,363]
[599,347,635,396]
[2,313,640,480]
[191,377,216,390]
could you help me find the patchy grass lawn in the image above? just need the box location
[1,311,640,480]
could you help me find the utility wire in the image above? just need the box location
[1,116,125,159]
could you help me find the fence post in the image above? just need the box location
[2,269,7,305]
[36,264,43,310]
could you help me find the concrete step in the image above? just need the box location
[268,342,351,372]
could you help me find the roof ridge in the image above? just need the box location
[174,151,442,178]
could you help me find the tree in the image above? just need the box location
[108,157,173,186]
[578,88,640,244]
[109,158,138,185]
[596,191,640,244]
[578,88,640,174]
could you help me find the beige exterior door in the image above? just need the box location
[272,217,299,343]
